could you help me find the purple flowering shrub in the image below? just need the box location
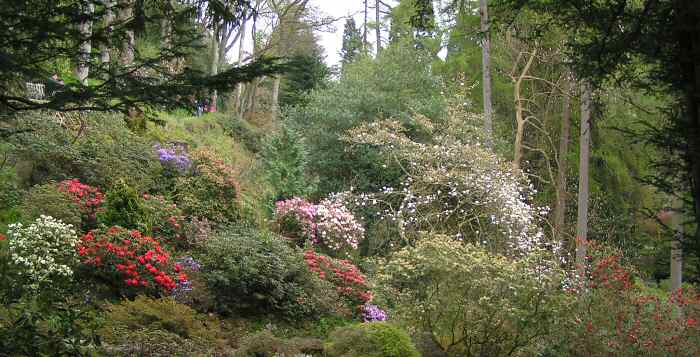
[154,144,191,174]
[274,197,364,255]
[362,304,388,322]
[172,256,201,302]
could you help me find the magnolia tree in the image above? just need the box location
[342,112,553,257]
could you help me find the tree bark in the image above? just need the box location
[271,76,281,120]
[235,16,247,115]
[118,0,135,66]
[75,1,94,85]
[576,82,592,271]
[554,78,572,242]
[363,0,369,50]
[512,49,537,171]
[210,24,220,113]
[101,0,114,68]
[670,207,684,293]
[480,0,493,145]
[375,0,382,55]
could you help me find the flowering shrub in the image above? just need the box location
[175,149,241,224]
[556,241,700,356]
[344,117,550,256]
[274,197,364,255]
[304,250,372,311]
[171,256,201,300]
[6,215,79,291]
[77,227,186,295]
[57,179,104,225]
[362,304,388,322]
[274,197,317,244]
[154,144,191,174]
[20,183,83,229]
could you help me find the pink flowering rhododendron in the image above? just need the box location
[274,197,364,254]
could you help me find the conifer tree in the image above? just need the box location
[340,18,363,69]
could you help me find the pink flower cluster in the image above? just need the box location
[274,197,364,254]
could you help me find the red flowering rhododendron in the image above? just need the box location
[0,233,5,241]
[304,250,372,311]
[57,179,104,221]
[77,226,186,294]
[565,241,700,355]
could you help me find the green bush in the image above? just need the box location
[233,330,323,357]
[197,227,340,319]
[100,296,224,350]
[99,180,146,229]
[377,235,563,356]
[324,322,420,357]
[8,112,160,191]
[262,124,316,202]
[174,149,241,225]
[217,115,265,153]
[0,297,102,356]
[20,182,83,229]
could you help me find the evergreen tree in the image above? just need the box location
[340,18,363,68]
[410,0,436,38]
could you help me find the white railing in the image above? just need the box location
[26,82,45,99]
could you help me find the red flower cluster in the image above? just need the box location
[568,241,700,355]
[77,227,186,293]
[57,179,104,219]
[0,233,5,241]
[142,194,189,248]
[304,250,372,308]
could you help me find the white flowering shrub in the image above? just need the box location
[316,197,365,252]
[7,215,79,290]
[343,112,553,256]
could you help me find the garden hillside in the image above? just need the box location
[1,0,700,356]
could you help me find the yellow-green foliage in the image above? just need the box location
[233,330,323,357]
[377,235,564,356]
[100,296,227,355]
[20,182,82,229]
[324,322,420,357]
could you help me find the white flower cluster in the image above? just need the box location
[7,215,79,290]
[345,118,559,257]
[316,196,365,252]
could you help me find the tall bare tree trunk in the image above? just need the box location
[576,82,592,272]
[670,201,684,293]
[76,1,94,85]
[375,0,382,55]
[271,76,281,120]
[210,24,220,113]
[119,0,135,66]
[363,0,368,50]
[554,78,572,242]
[160,0,173,72]
[235,17,247,115]
[101,0,115,67]
[479,0,493,145]
[512,49,536,171]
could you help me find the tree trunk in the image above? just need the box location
[554,78,572,242]
[101,0,114,68]
[75,1,94,85]
[160,0,173,72]
[235,17,247,115]
[670,206,684,293]
[479,0,493,145]
[576,82,592,271]
[375,0,382,55]
[363,0,368,50]
[271,76,281,120]
[210,24,220,113]
[512,49,536,171]
[118,0,135,66]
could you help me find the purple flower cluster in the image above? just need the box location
[171,256,200,299]
[154,144,191,174]
[177,256,201,272]
[362,303,388,322]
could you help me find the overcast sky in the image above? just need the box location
[309,0,366,66]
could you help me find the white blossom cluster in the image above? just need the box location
[7,215,79,290]
[344,118,559,257]
[317,195,365,252]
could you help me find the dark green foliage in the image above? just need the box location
[262,124,316,201]
[324,322,421,357]
[0,168,21,232]
[340,18,364,68]
[288,41,445,194]
[100,181,146,229]
[0,0,287,114]
[20,182,83,229]
[218,116,265,153]
[0,297,102,356]
[8,112,160,190]
[409,0,436,38]
[197,227,339,320]
[281,53,330,108]
[233,330,323,357]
